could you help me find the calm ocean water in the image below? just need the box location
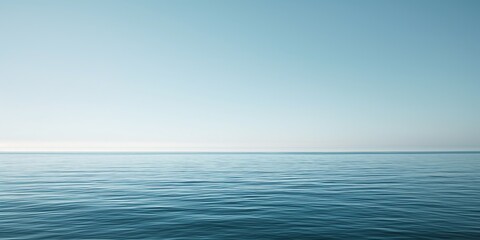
[1,153,479,239]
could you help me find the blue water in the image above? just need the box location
[1,153,479,239]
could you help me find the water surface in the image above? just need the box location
[1,153,479,239]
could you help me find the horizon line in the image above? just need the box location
[1,150,479,155]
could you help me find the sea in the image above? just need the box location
[1,152,479,239]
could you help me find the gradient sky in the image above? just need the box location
[1,0,479,152]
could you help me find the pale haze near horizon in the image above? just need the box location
[1,0,479,152]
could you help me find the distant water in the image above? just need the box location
[1,153,479,239]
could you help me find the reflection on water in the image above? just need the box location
[1,153,479,239]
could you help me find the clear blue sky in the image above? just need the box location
[1,0,479,151]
